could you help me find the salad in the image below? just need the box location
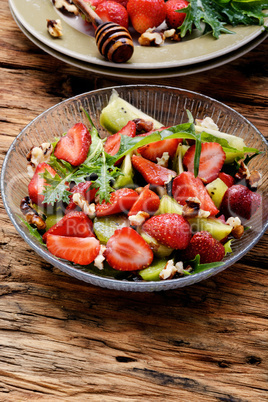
[20,90,263,282]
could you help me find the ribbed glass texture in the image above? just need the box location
[1,85,267,291]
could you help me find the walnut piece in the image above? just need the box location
[231,225,244,239]
[156,152,169,168]
[133,119,154,134]
[27,143,53,178]
[159,260,184,280]
[72,193,96,219]
[195,117,219,131]
[182,197,210,218]
[52,0,79,15]
[20,196,46,230]
[138,29,165,46]
[47,19,63,37]
[128,211,150,226]
[235,161,250,181]
[247,170,262,190]
[163,29,180,41]
[94,245,106,270]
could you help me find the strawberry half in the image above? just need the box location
[54,123,91,166]
[104,120,136,157]
[142,213,191,249]
[183,142,226,184]
[28,162,57,205]
[95,188,139,217]
[132,155,176,186]
[172,171,219,216]
[128,185,160,216]
[65,181,97,214]
[138,138,181,162]
[43,211,94,242]
[47,234,100,266]
[180,231,225,264]
[104,227,154,271]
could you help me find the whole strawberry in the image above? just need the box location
[181,231,225,264]
[127,0,166,34]
[95,1,129,29]
[165,0,189,29]
[142,213,191,249]
[220,184,262,221]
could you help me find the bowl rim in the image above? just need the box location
[1,84,268,291]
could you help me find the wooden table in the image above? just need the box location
[0,1,267,400]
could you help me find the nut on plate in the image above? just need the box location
[47,19,63,38]
[52,0,79,15]
[20,196,46,230]
[138,29,165,46]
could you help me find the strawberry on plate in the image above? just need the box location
[172,171,219,216]
[28,162,57,205]
[65,181,97,214]
[95,188,139,217]
[180,231,225,264]
[165,0,189,29]
[142,213,191,249]
[43,211,95,242]
[95,1,129,29]
[127,0,166,33]
[54,123,91,166]
[138,138,181,162]
[47,234,100,266]
[104,120,136,156]
[132,155,176,186]
[220,184,262,221]
[104,227,154,270]
[183,142,226,184]
[128,184,160,216]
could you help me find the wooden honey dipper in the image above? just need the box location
[72,0,134,63]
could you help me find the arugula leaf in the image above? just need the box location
[41,168,72,205]
[179,0,268,39]
[17,215,46,246]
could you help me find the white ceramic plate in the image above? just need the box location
[9,0,268,70]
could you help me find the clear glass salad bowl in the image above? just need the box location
[1,85,267,292]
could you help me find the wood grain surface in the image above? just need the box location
[0,0,267,400]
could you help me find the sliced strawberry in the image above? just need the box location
[138,138,181,162]
[180,231,225,264]
[218,172,235,188]
[142,213,191,249]
[172,171,219,216]
[54,123,91,166]
[128,185,160,216]
[95,188,139,217]
[65,181,97,214]
[183,142,226,184]
[47,234,100,266]
[132,155,176,186]
[104,227,153,271]
[43,211,94,242]
[104,120,136,156]
[28,162,57,205]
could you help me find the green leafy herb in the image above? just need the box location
[178,0,268,39]
[17,215,46,246]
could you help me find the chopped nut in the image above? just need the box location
[159,260,184,280]
[235,161,250,181]
[27,143,53,178]
[20,196,46,230]
[247,170,262,190]
[163,29,180,41]
[47,19,63,38]
[72,193,96,218]
[94,245,106,270]
[231,225,244,239]
[128,211,150,226]
[52,0,79,15]
[138,29,165,46]
[226,216,241,228]
[133,119,153,134]
[156,152,169,168]
[195,117,219,131]
[182,197,210,218]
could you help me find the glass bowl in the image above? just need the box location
[1,85,267,292]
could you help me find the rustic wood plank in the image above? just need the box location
[0,0,267,400]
